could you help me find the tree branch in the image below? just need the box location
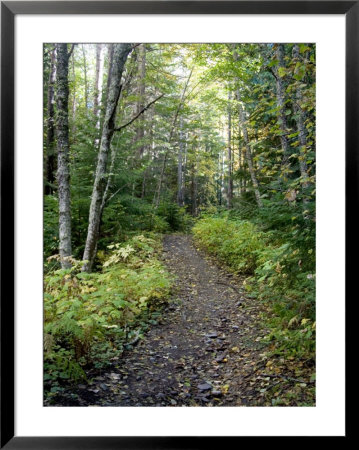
[105,182,131,205]
[131,43,142,52]
[114,94,164,132]
[267,65,279,81]
[68,44,76,59]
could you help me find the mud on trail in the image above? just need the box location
[59,234,314,407]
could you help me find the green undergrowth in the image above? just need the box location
[192,215,315,361]
[44,234,172,402]
[44,196,192,265]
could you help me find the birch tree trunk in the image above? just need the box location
[56,44,72,268]
[45,47,56,195]
[106,45,114,94]
[71,50,77,136]
[191,150,198,216]
[93,44,105,147]
[82,43,132,272]
[177,117,185,206]
[238,123,245,196]
[93,44,104,118]
[136,44,146,157]
[227,89,233,208]
[82,44,89,110]
[237,94,263,208]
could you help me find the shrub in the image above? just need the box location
[193,216,266,273]
[157,201,193,232]
[44,235,172,400]
[192,215,315,359]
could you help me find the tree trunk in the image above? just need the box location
[106,44,114,101]
[71,50,77,136]
[238,123,245,196]
[82,43,132,272]
[45,47,56,195]
[154,68,193,208]
[293,44,310,194]
[220,149,225,205]
[93,44,104,118]
[93,44,105,148]
[56,44,72,268]
[141,107,154,199]
[82,44,89,110]
[232,46,245,198]
[177,117,185,206]
[182,131,188,204]
[237,94,262,208]
[227,89,233,208]
[191,151,198,216]
[233,45,261,206]
[274,44,291,168]
[136,44,146,157]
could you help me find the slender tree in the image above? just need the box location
[237,96,262,208]
[45,47,56,195]
[177,117,185,206]
[82,43,132,272]
[293,44,310,194]
[56,43,72,268]
[273,44,291,169]
[227,89,233,208]
[154,68,193,208]
[136,44,146,157]
[93,44,104,118]
[82,44,89,110]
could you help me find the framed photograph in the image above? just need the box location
[1,1,351,447]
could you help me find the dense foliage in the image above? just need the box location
[193,214,315,359]
[44,234,172,400]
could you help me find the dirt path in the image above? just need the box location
[62,234,278,407]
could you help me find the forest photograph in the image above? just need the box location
[43,42,316,407]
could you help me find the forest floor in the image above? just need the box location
[56,234,315,407]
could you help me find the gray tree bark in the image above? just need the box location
[93,44,104,118]
[82,43,132,272]
[81,44,89,110]
[106,44,114,97]
[56,44,72,268]
[227,89,233,209]
[177,117,185,206]
[93,43,105,148]
[71,50,77,136]
[136,44,146,157]
[45,47,56,195]
[190,149,198,216]
[238,122,245,196]
[237,94,263,208]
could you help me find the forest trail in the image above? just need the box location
[67,234,274,407]
[44,43,316,408]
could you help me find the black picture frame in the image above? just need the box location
[0,1,352,447]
